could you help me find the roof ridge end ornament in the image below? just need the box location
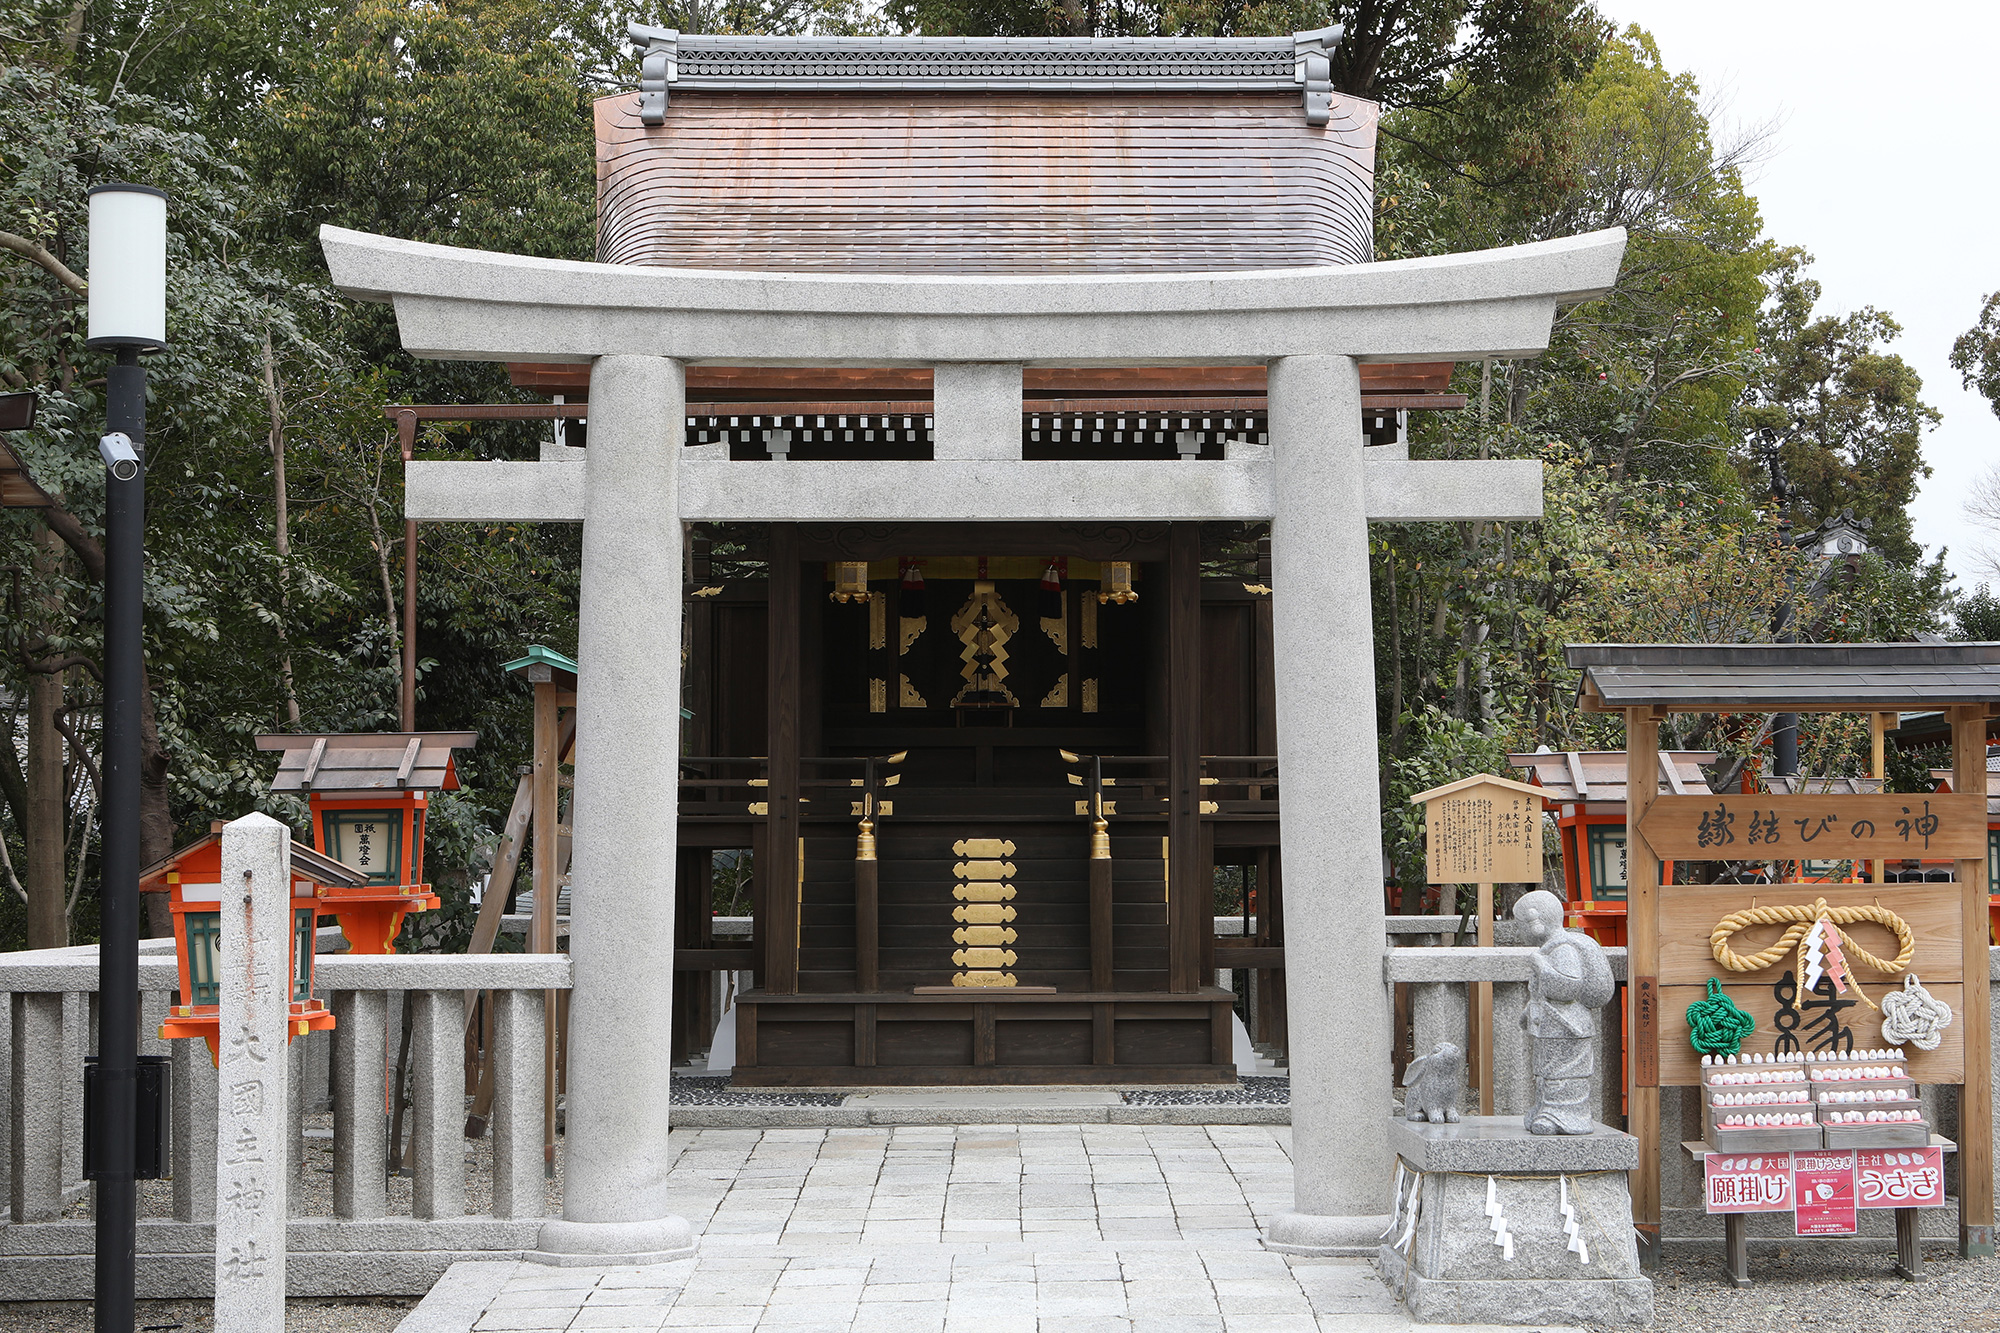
[1292,23,1343,127]
[630,22,679,126]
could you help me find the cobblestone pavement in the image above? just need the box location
[398,1125,1580,1333]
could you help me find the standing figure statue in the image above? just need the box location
[1514,889,1617,1135]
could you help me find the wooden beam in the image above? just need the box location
[1167,525,1203,993]
[764,526,802,995]
[1625,707,1663,1268]
[1952,706,1995,1258]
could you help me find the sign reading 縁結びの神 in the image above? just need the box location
[1639,793,1985,861]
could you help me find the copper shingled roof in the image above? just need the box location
[595,90,1376,275]
[257,732,477,793]
[1509,751,1718,804]
[1569,643,2000,712]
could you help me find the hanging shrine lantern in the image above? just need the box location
[1097,560,1139,604]
[254,732,478,953]
[830,560,875,603]
[143,827,363,1060]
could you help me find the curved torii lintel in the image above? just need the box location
[319,224,1627,367]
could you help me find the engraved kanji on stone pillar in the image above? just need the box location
[214,813,292,1329]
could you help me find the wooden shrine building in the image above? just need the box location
[493,30,1474,1086]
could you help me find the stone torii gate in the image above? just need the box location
[321,223,1627,1262]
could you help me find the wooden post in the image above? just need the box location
[1625,707,1663,1268]
[394,411,419,731]
[531,679,561,1173]
[1090,813,1114,992]
[1951,706,1995,1257]
[765,525,801,995]
[855,816,879,993]
[1167,524,1203,993]
[1872,710,1891,884]
[1475,880,1494,1116]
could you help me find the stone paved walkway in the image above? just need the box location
[396,1126,1582,1333]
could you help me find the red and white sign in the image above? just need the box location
[1858,1147,1946,1209]
[1704,1153,1794,1213]
[1793,1150,1859,1236]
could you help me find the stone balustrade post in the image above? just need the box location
[330,989,387,1220]
[491,988,546,1219]
[410,989,465,1221]
[9,992,64,1222]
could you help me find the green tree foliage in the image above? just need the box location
[1951,291,2000,420]
[1741,257,1939,565]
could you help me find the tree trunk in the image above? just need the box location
[26,528,68,948]
[262,330,301,726]
[140,666,172,937]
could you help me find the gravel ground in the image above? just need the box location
[1121,1075,1291,1105]
[668,1074,846,1106]
[0,1297,414,1332]
[1593,1243,2000,1332]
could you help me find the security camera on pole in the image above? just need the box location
[85,180,167,1333]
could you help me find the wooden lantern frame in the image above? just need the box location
[142,831,365,1060]
[254,731,476,953]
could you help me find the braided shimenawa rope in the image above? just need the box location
[1709,896,1915,1012]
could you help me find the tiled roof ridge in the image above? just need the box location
[627,22,1348,125]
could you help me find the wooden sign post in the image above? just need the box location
[1412,773,1546,1116]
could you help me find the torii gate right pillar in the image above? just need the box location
[1262,354,1396,1254]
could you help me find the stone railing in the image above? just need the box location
[0,946,568,1299]
[1383,943,1627,1128]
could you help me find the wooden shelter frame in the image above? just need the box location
[1573,644,1998,1264]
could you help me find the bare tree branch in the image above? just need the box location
[0,229,85,294]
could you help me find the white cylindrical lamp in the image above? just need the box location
[86,183,169,350]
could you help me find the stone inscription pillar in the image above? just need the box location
[214,812,293,1328]
[532,354,695,1264]
[1262,354,1395,1255]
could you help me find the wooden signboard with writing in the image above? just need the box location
[1653,882,1964,1086]
[1413,773,1544,886]
[1409,773,1546,1118]
[1640,793,1984,862]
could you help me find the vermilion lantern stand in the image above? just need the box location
[141,826,364,1060]
[254,732,478,953]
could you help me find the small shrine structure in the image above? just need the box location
[1570,642,1996,1264]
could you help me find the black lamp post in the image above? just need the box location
[85,180,166,1333]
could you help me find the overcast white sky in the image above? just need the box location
[1600,1,2000,591]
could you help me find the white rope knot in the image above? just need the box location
[1879,972,1953,1051]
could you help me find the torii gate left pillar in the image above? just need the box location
[320,222,1626,1262]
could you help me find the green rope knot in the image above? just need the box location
[1685,977,1757,1055]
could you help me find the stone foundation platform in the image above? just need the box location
[1373,1115,1653,1327]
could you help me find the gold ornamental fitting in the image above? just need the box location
[855,817,877,861]
[1090,816,1111,860]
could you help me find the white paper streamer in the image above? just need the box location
[1380,1161,1409,1241]
[1485,1176,1515,1261]
[1396,1175,1423,1253]
[1801,918,1829,993]
[1559,1174,1590,1265]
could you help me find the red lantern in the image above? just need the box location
[255,732,478,953]
[142,828,362,1061]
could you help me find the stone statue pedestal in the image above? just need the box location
[1374,1116,1652,1328]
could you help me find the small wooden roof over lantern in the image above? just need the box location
[255,731,477,953]
[1408,773,1547,886]
[141,827,365,1058]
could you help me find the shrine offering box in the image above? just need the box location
[1809,1063,1928,1148]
